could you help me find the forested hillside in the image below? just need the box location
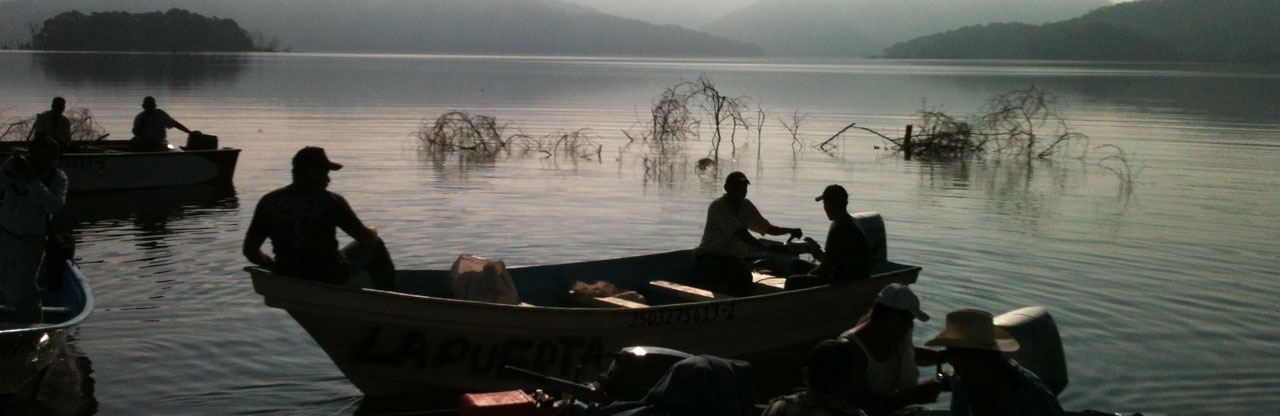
[884,0,1280,62]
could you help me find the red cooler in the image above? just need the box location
[459,390,536,416]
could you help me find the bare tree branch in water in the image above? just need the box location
[1,107,108,142]
[778,111,806,151]
[413,111,600,163]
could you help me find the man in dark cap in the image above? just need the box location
[804,184,874,281]
[130,96,193,152]
[30,97,72,146]
[243,147,391,287]
[694,171,802,295]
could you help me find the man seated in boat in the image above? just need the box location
[787,184,874,286]
[925,309,1064,416]
[130,96,194,152]
[694,171,802,295]
[761,339,868,416]
[243,147,394,289]
[842,283,946,416]
[30,97,72,148]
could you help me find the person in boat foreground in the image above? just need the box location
[30,96,72,147]
[788,184,874,285]
[0,139,67,324]
[761,339,868,416]
[841,283,946,416]
[130,96,194,152]
[926,309,1064,416]
[243,147,394,289]
[694,171,803,296]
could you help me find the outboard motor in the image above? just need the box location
[994,306,1069,395]
[598,346,693,401]
[852,212,887,264]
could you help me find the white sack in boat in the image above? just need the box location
[449,254,520,305]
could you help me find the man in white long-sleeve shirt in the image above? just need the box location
[0,139,67,324]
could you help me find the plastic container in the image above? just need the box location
[459,390,536,416]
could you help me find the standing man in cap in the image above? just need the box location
[30,97,72,147]
[130,96,193,152]
[926,309,1063,416]
[0,139,67,324]
[841,283,946,415]
[694,171,802,295]
[244,147,392,288]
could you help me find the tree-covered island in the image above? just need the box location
[28,9,265,52]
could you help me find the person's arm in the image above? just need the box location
[243,229,275,269]
[334,194,378,244]
[161,111,192,134]
[172,120,192,135]
[26,169,67,215]
[740,199,802,240]
[243,202,275,269]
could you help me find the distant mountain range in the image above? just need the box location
[0,0,761,56]
[702,0,1111,58]
[884,0,1280,62]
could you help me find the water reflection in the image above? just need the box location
[57,184,239,232]
[34,53,247,87]
[1,339,98,416]
[917,159,1087,228]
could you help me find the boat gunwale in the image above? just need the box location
[0,260,93,336]
[246,253,922,315]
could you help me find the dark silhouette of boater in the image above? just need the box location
[30,97,72,147]
[130,96,193,152]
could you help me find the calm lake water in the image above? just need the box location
[2,52,1278,415]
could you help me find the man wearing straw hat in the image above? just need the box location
[841,283,945,415]
[926,309,1063,416]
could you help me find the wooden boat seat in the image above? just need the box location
[562,291,648,309]
[751,272,786,295]
[0,304,70,314]
[646,280,733,302]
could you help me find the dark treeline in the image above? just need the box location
[884,0,1280,62]
[29,9,257,52]
[0,0,761,56]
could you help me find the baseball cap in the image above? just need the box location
[876,283,929,321]
[815,184,848,203]
[292,146,343,171]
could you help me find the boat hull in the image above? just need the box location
[249,250,919,398]
[0,261,93,394]
[1,140,239,192]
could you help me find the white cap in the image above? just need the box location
[876,283,929,322]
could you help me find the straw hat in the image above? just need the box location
[925,309,1020,352]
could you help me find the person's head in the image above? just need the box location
[291,146,343,189]
[802,339,858,397]
[142,96,157,110]
[723,171,750,202]
[27,138,61,172]
[50,96,66,114]
[815,184,848,220]
[866,283,930,340]
[925,309,1019,383]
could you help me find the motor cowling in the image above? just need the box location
[598,346,693,401]
[994,306,1069,395]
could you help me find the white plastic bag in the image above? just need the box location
[449,254,520,305]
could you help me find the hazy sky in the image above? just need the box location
[570,0,1134,28]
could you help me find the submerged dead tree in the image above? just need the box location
[863,86,1088,161]
[1,107,108,142]
[623,75,752,164]
[413,110,600,162]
